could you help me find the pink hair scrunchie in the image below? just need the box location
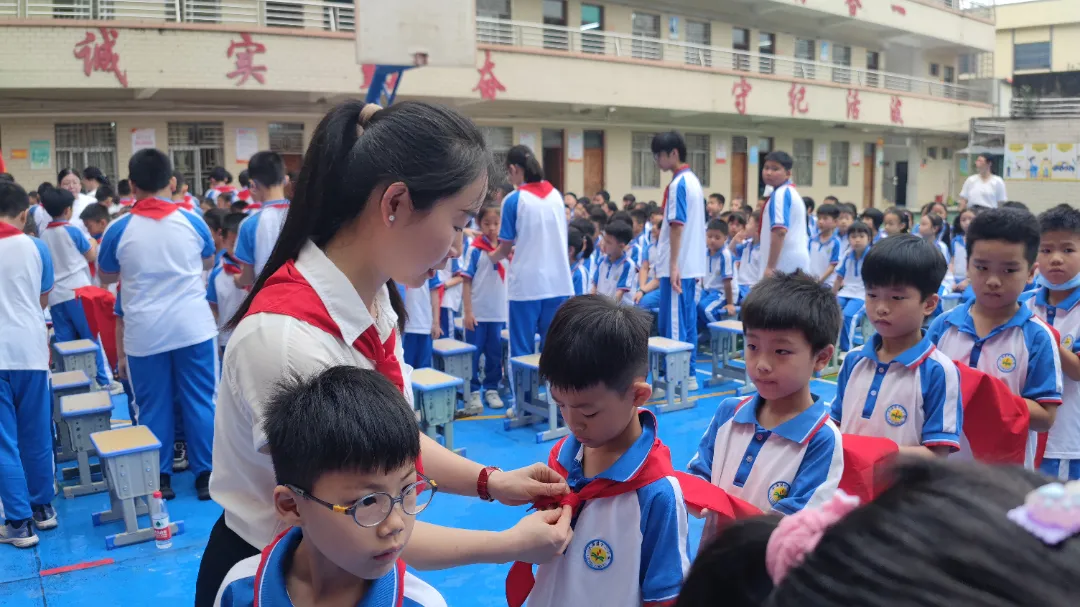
[765,490,861,584]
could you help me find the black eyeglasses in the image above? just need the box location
[285,474,437,528]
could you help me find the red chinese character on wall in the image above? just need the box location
[788,83,809,116]
[891,4,907,15]
[846,0,863,16]
[890,96,904,125]
[73,28,128,88]
[226,33,267,86]
[732,77,752,115]
[473,50,506,101]
[846,90,861,120]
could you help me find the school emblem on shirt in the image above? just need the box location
[885,404,908,427]
[1064,335,1074,351]
[997,353,1017,374]
[768,481,790,506]
[583,539,613,571]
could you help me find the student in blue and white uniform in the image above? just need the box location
[697,219,735,325]
[234,151,290,285]
[438,257,463,339]
[403,274,442,370]
[0,181,57,548]
[919,212,956,294]
[757,151,810,280]
[950,207,976,293]
[568,225,592,297]
[39,186,112,388]
[651,132,707,385]
[99,149,219,501]
[488,145,573,359]
[834,221,874,352]
[462,204,509,413]
[206,212,249,351]
[633,214,663,314]
[592,220,637,305]
[808,211,842,288]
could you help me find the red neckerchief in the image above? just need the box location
[46,220,68,229]
[131,197,180,220]
[469,235,505,281]
[504,417,758,607]
[518,181,554,199]
[174,197,194,211]
[660,165,691,214]
[222,252,243,276]
[0,222,22,239]
[119,197,135,207]
[237,188,252,202]
[956,361,1031,465]
[213,185,237,194]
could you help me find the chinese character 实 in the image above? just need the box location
[846,90,861,120]
[226,33,267,86]
[473,50,506,101]
[890,96,904,125]
[788,83,809,116]
[73,28,128,88]
[732,77,752,115]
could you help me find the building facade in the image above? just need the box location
[995,0,1080,118]
[0,0,995,207]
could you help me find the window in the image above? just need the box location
[795,38,816,79]
[685,20,711,67]
[632,132,660,188]
[732,27,750,71]
[542,0,568,50]
[476,0,509,18]
[479,127,513,180]
[928,147,938,160]
[168,122,225,196]
[944,65,955,83]
[1014,42,1051,70]
[829,141,849,187]
[631,12,661,60]
[55,123,118,181]
[832,44,851,84]
[580,4,604,54]
[759,32,776,75]
[865,51,880,87]
[268,122,304,154]
[686,134,710,187]
[476,0,512,45]
[793,139,814,187]
[929,63,940,77]
[943,148,953,160]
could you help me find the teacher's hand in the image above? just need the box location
[488,463,569,506]
[506,505,574,564]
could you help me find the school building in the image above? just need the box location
[994,0,1080,117]
[0,0,997,207]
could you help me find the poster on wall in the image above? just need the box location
[715,141,727,164]
[748,146,759,164]
[1051,143,1078,181]
[131,128,156,154]
[816,143,827,166]
[567,132,584,162]
[850,145,861,167]
[29,140,51,170]
[235,128,259,164]
[958,155,969,176]
[518,131,537,153]
[1030,143,1052,180]
[1004,143,1029,180]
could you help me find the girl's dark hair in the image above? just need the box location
[57,168,77,184]
[921,211,944,237]
[82,166,109,187]
[884,206,910,233]
[476,203,500,225]
[569,218,595,258]
[567,225,587,259]
[676,517,779,607]
[505,145,544,183]
[953,207,975,238]
[229,100,491,331]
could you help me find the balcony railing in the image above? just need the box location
[1010,97,1080,119]
[477,18,990,104]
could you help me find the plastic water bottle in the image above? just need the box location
[150,490,172,549]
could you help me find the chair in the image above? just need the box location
[505,353,570,443]
[648,337,696,413]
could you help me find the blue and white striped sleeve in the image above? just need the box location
[687,399,739,480]
[836,254,849,278]
[829,239,841,265]
[721,248,734,280]
[771,189,792,230]
[830,355,856,424]
[919,356,962,451]
[97,214,130,274]
[616,260,634,291]
[572,267,585,296]
[773,422,843,515]
[461,247,481,279]
[668,181,688,225]
[637,479,690,606]
[1023,321,1064,405]
[180,209,216,259]
[427,274,443,290]
[206,268,221,304]
[32,237,54,294]
[65,225,92,254]
[498,191,520,242]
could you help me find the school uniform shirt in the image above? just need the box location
[29,205,51,233]
[1027,289,1080,461]
[570,260,590,296]
[98,198,218,358]
[831,333,963,450]
[206,253,248,346]
[837,232,850,262]
[0,224,54,371]
[234,199,289,278]
[951,235,968,283]
[687,395,843,515]
[702,247,734,293]
[932,239,956,291]
[528,412,690,607]
[404,275,442,335]
[207,185,238,202]
[212,240,413,549]
[69,193,96,238]
[216,527,447,607]
[836,248,869,300]
[439,257,463,313]
[499,181,573,301]
[807,214,819,240]
[41,220,92,306]
[927,301,1063,468]
[634,230,650,253]
[758,181,810,280]
[593,252,637,305]
[643,236,664,283]
[809,234,842,286]
[656,167,707,280]
[734,240,761,288]
[463,237,509,323]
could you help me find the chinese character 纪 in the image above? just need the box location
[846,90,861,120]
[732,77,752,115]
[73,28,128,88]
[226,33,267,86]
[788,83,809,116]
[473,50,506,101]
[890,96,904,125]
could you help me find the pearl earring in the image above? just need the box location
[388,215,395,223]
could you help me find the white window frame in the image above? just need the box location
[632,132,660,188]
[830,141,850,187]
[793,138,814,187]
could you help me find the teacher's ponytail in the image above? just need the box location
[506,145,544,183]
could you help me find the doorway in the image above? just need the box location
[756,137,774,199]
[542,128,564,193]
[894,161,908,207]
[862,142,875,208]
[583,130,604,197]
[731,136,748,202]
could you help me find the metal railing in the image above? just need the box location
[1010,97,1080,119]
[15,0,355,31]
[477,18,990,104]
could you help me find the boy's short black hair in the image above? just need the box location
[263,366,420,490]
[571,217,596,238]
[0,173,13,183]
[79,202,110,225]
[967,207,1040,265]
[539,295,651,394]
[622,193,636,204]
[651,131,687,162]
[595,190,611,202]
[709,193,726,205]
[604,220,634,246]
[117,179,131,197]
[764,150,794,171]
[588,207,608,227]
[741,271,840,352]
[128,149,173,193]
[172,170,186,191]
[823,195,839,204]
[847,220,875,240]
[863,234,947,300]
[860,207,884,231]
[209,166,230,183]
[839,203,858,217]
[630,208,648,225]
[1039,204,1080,235]
[0,181,29,218]
[230,200,248,213]
[610,210,632,225]
[203,208,226,233]
[604,200,619,215]
[248,151,286,187]
[41,186,75,218]
[95,184,115,204]
[803,196,816,213]
[707,218,729,235]
[223,212,247,236]
[238,169,250,188]
[1002,200,1029,211]
[817,203,840,220]
[728,211,747,226]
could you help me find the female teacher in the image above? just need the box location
[194,101,573,606]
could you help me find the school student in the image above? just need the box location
[0,181,57,548]
[403,274,443,369]
[171,171,198,211]
[951,207,976,293]
[860,207,885,242]
[568,225,592,296]
[809,203,842,287]
[79,202,111,288]
[234,151,291,283]
[206,167,237,204]
[834,221,874,352]
[462,204,508,412]
[98,148,219,500]
[758,151,810,279]
[732,211,762,303]
[216,367,447,607]
[697,218,736,325]
[651,131,708,387]
[592,220,637,305]
[438,256,463,340]
[207,212,249,350]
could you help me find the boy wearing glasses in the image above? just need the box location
[216,366,446,607]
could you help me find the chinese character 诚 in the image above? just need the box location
[226,33,268,86]
[732,77,752,115]
[846,90,861,120]
[73,28,128,88]
[473,50,506,101]
[890,96,904,124]
[788,83,809,116]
